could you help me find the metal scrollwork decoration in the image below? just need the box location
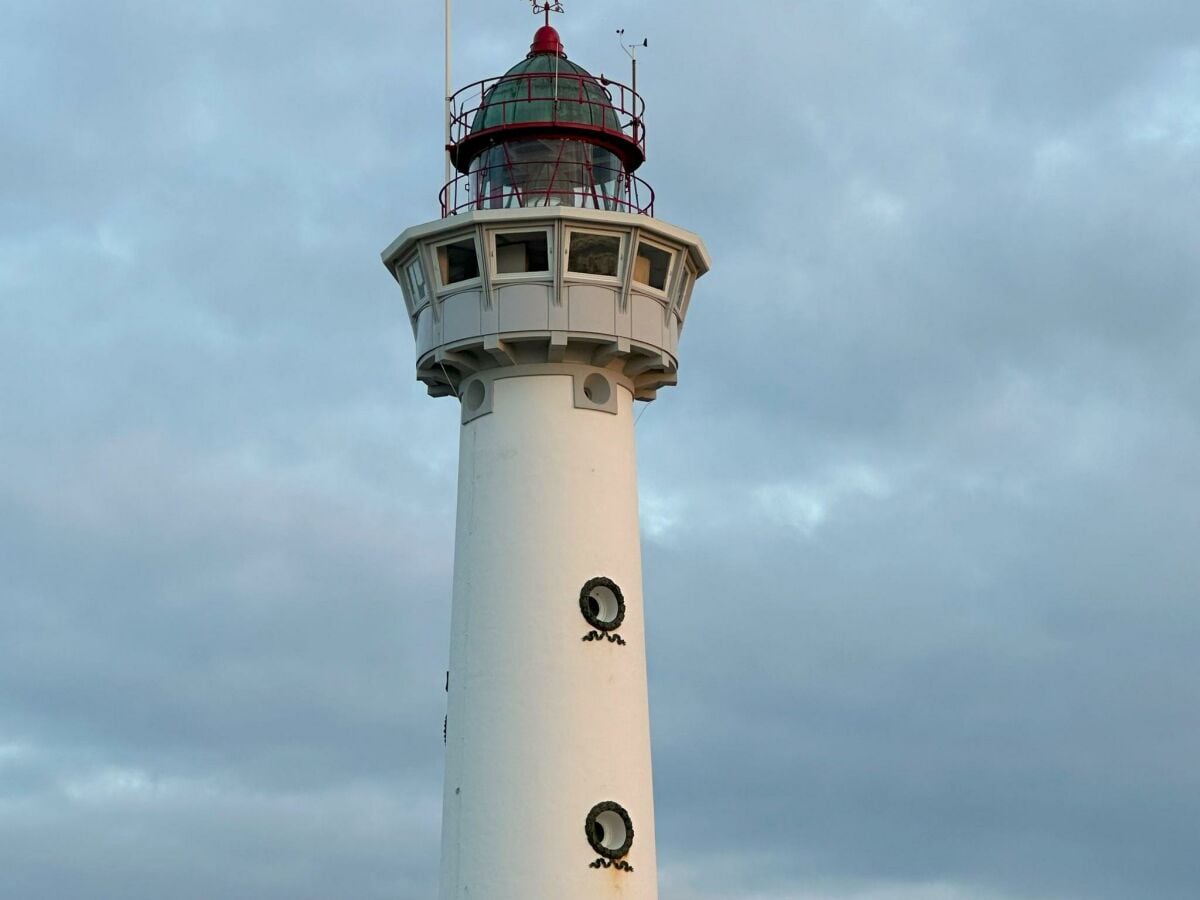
[530,1,565,21]
[582,630,627,645]
[590,858,634,872]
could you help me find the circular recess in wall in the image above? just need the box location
[586,801,634,859]
[583,372,612,405]
[579,577,625,631]
[463,379,486,412]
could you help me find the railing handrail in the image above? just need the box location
[448,70,645,156]
[439,161,655,218]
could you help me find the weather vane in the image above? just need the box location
[617,28,648,60]
[531,1,565,25]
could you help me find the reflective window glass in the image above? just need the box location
[676,268,692,306]
[406,258,428,302]
[568,232,621,277]
[634,242,672,291]
[495,231,550,274]
[437,238,480,286]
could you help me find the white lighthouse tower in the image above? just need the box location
[382,5,710,896]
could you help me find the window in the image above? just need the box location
[437,237,480,286]
[494,231,550,275]
[568,232,622,277]
[633,241,672,291]
[675,267,692,308]
[405,258,428,304]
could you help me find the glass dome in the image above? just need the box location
[469,53,623,135]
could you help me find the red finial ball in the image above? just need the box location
[529,24,565,57]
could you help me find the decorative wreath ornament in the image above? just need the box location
[585,800,635,859]
[579,576,626,632]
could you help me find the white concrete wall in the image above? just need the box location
[439,372,658,899]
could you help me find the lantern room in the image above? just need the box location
[441,21,652,217]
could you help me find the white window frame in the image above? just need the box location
[672,262,694,315]
[631,237,676,296]
[487,225,555,281]
[563,228,627,284]
[432,232,483,292]
[400,254,430,315]
[677,261,698,320]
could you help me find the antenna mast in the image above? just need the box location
[444,0,452,188]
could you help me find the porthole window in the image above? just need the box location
[437,236,481,286]
[463,379,486,413]
[494,230,550,275]
[568,232,622,278]
[582,373,611,406]
[633,241,672,291]
[586,801,634,859]
[580,577,625,631]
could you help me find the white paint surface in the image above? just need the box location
[439,372,658,899]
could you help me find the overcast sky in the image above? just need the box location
[3,1,1199,898]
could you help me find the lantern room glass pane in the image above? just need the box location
[568,233,622,277]
[634,242,672,291]
[437,237,480,286]
[469,139,630,212]
[495,231,550,274]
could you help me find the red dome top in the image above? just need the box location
[529,24,565,57]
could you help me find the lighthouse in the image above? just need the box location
[381,4,710,896]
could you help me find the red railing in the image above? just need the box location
[448,71,646,159]
[440,161,655,217]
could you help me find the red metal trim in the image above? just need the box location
[543,137,570,207]
[582,153,602,211]
[451,124,644,175]
[499,141,526,209]
[529,24,565,56]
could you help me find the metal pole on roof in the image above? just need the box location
[445,0,452,188]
